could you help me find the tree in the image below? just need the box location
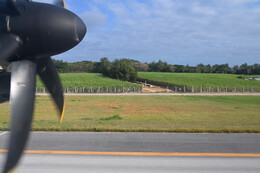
[252,64,260,75]
[233,65,239,74]
[173,65,182,72]
[148,61,157,72]
[100,57,111,76]
[205,64,212,73]
[110,59,137,82]
[196,63,206,73]
[148,60,173,72]
[131,61,149,72]
[52,59,69,72]
[240,63,250,75]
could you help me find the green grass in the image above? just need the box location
[37,73,141,88]
[0,95,259,133]
[36,72,260,92]
[138,72,260,89]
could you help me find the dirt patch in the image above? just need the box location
[142,86,172,93]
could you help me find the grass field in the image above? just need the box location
[138,72,260,89]
[36,73,141,88]
[0,95,259,133]
[36,73,260,92]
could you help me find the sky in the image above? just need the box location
[35,0,260,66]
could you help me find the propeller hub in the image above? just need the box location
[8,1,86,59]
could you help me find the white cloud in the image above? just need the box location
[80,8,107,31]
[40,0,260,65]
[190,2,217,16]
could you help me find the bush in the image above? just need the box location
[98,58,137,82]
[110,59,137,82]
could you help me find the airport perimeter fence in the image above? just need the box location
[35,86,260,93]
[160,86,260,93]
[36,86,143,93]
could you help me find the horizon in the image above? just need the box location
[52,57,259,67]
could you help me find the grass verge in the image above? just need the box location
[0,95,259,133]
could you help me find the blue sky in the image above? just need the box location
[35,0,260,66]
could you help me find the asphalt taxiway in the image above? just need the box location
[0,132,260,172]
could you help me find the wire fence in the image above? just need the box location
[36,87,143,93]
[162,86,260,93]
[36,86,260,93]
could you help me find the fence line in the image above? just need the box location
[36,87,143,93]
[35,86,260,93]
[158,86,259,93]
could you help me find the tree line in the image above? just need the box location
[53,58,260,75]
[53,58,137,82]
[1,58,258,83]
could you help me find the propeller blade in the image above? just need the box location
[7,0,23,15]
[54,0,66,8]
[3,60,37,173]
[36,57,65,123]
[0,71,11,104]
[0,33,22,66]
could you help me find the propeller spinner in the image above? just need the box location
[0,0,86,172]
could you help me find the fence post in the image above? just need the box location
[234,86,236,92]
[43,87,45,93]
[123,87,124,93]
[175,86,177,93]
[243,86,244,92]
[226,86,227,92]
[252,87,253,92]
[200,86,202,93]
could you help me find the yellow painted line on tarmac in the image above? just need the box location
[0,149,260,157]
